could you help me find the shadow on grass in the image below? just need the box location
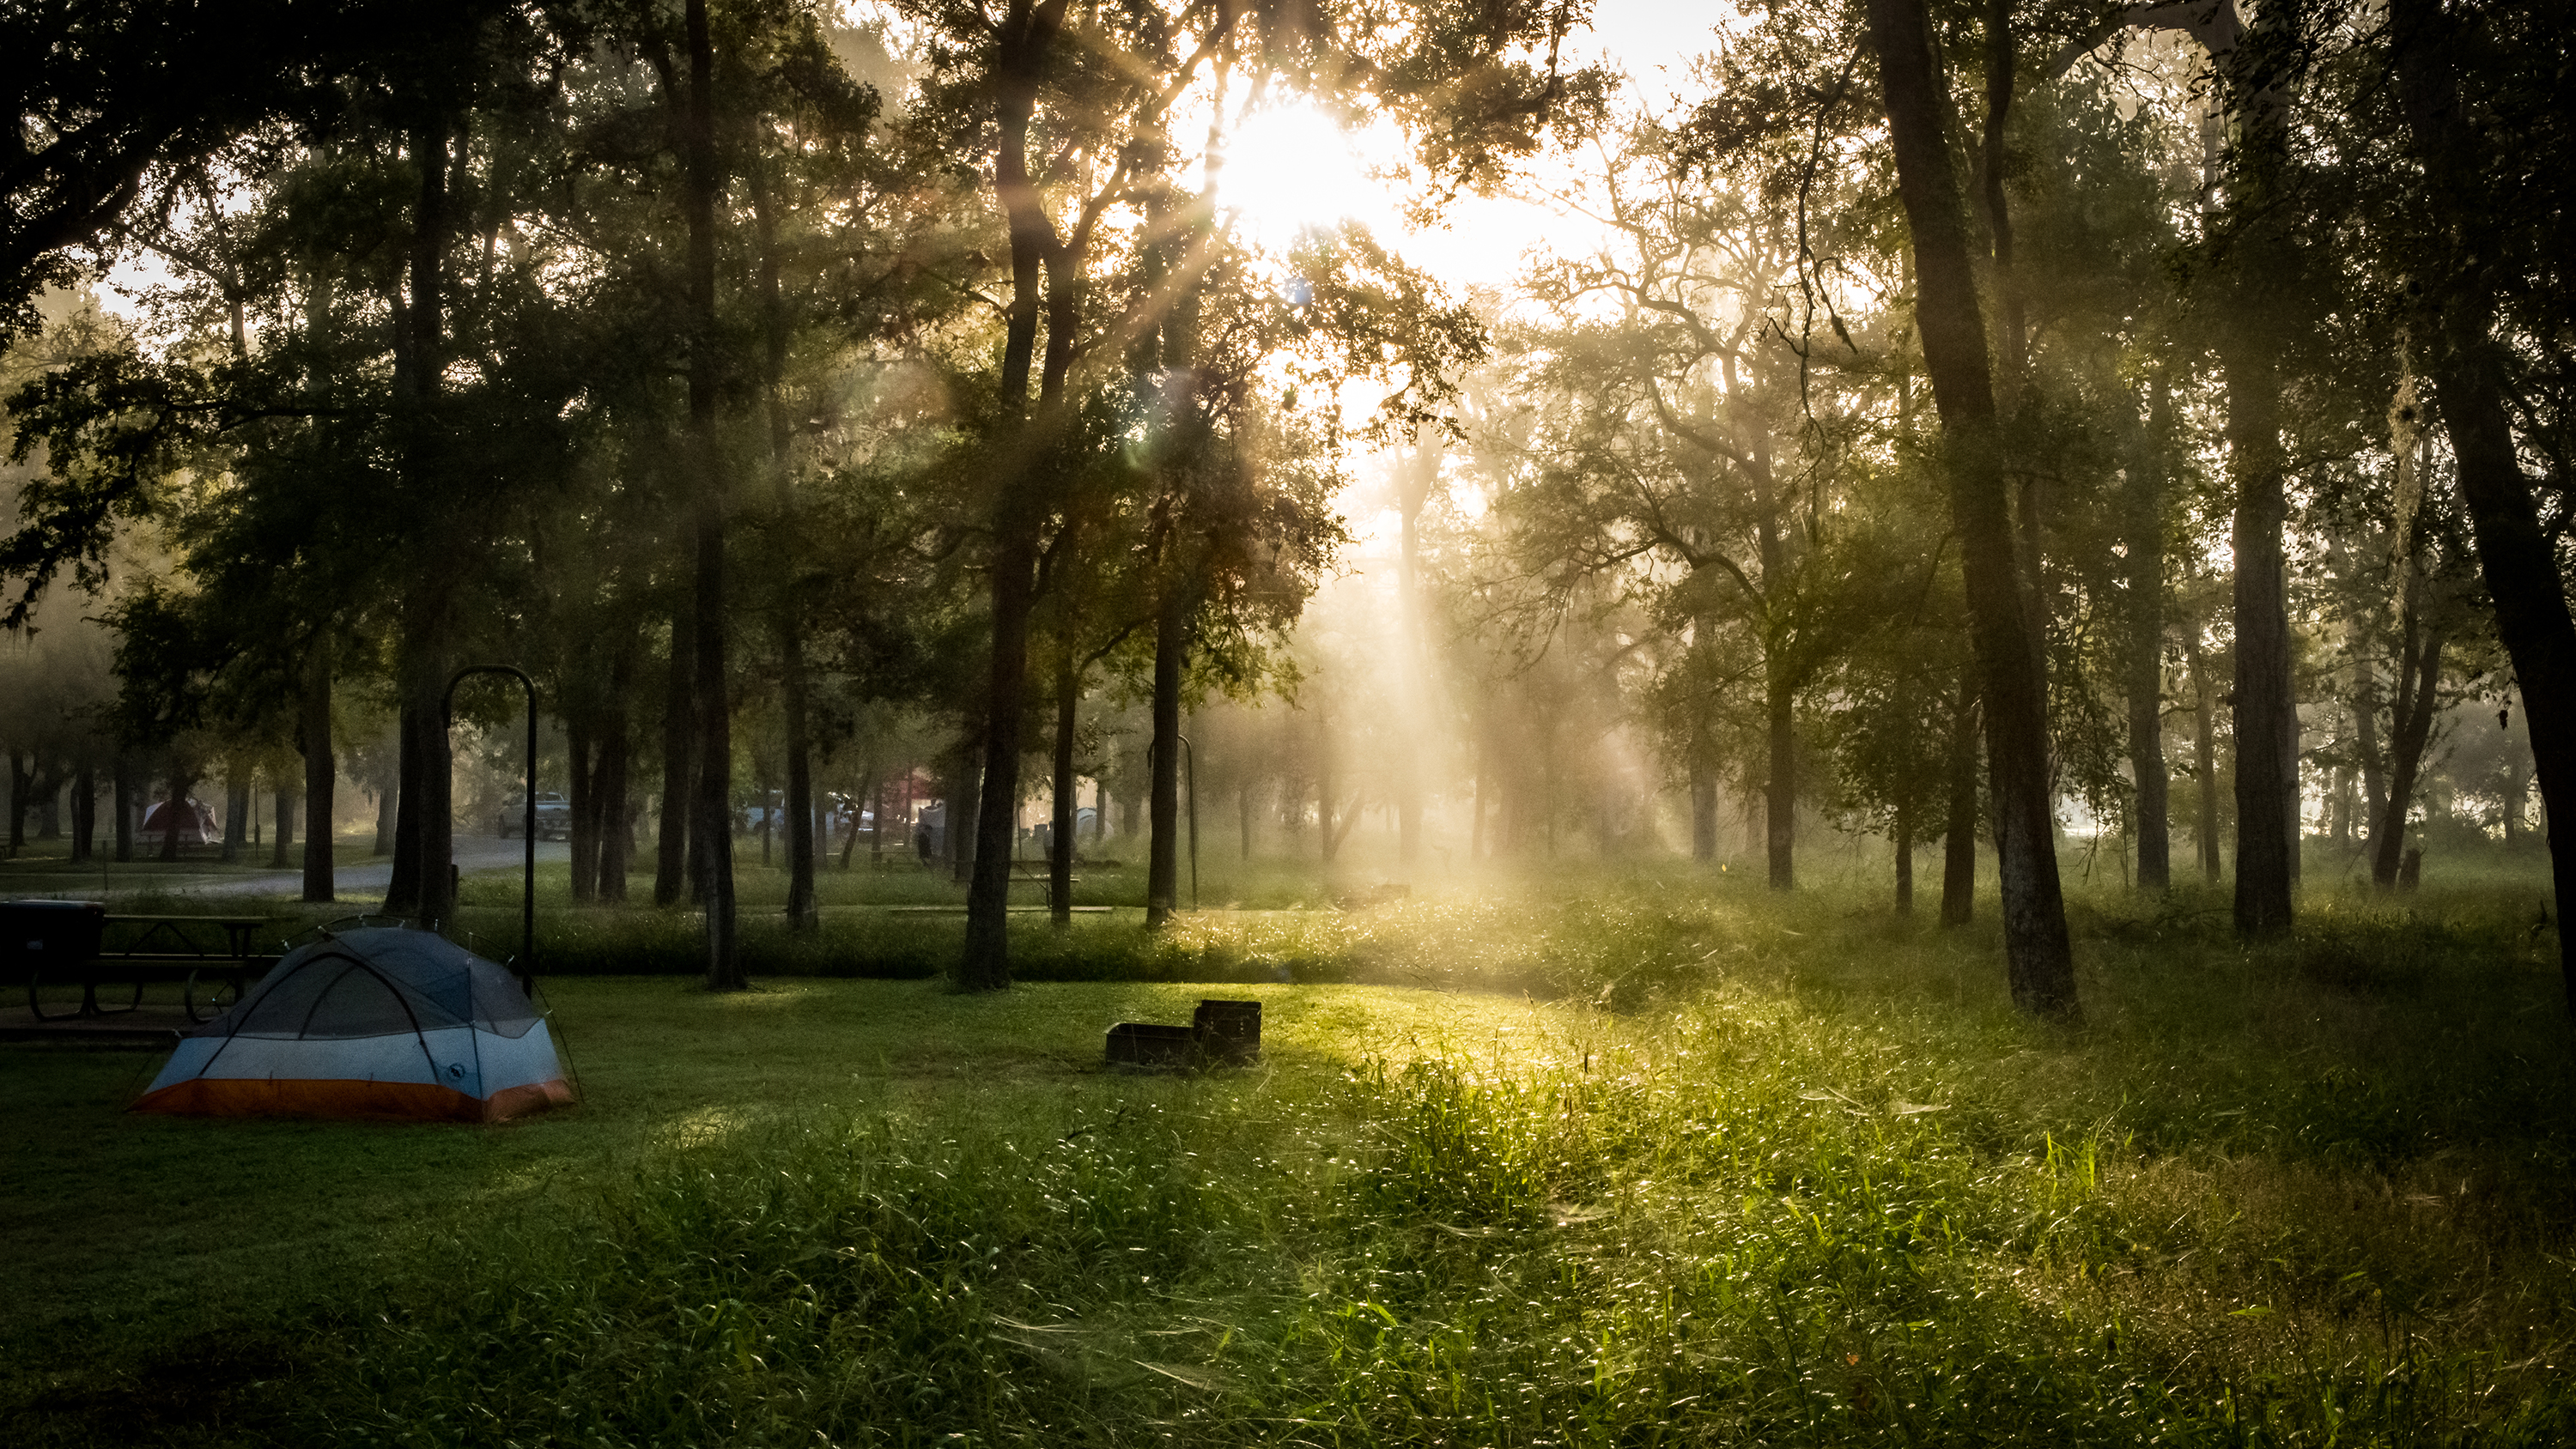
[6,859,2571,1446]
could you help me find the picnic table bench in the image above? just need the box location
[4,904,283,1025]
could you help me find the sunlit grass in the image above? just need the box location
[5,861,2571,1444]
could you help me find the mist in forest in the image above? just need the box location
[14,4,2576,1443]
[0,0,2566,1022]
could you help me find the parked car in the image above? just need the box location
[497,793,573,840]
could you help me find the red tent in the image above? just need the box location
[139,797,221,846]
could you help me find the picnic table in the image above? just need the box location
[7,906,283,1025]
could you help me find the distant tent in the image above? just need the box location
[133,925,572,1122]
[140,797,220,846]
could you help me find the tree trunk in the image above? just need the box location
[71,761,94,863]
[957,543,1036,961]
[389,106,453,929]
[1874,0,2078,1018]
[296,243,339,901]
[957,0,1072,991]
[2178,621,2221,881]
[2225,340,2295,934]
[285,263,341,885]
[223,777,246,863]
[2219,9,2300,939]
[372,764,396,858]
[568,718,597,903]
[2504,734,2528,846]
[1979,0,2054,708]
[269,785,293,869]
[388,702,422,912]
[2370,606,2444,890]
[1471,749,1486,861]
[866,769,885,867]
[948,735,981,885]
[7,752,28,854]
[593,724,623,903]
[1330,786,1364,859]
[681,0,739,989]
[1765,672,1795,889]
[399,640,456,927]
[1396,771,1421,868]
[1542,722,1559,858]
[835,772,861,868]
[1395,450,1430,871]
[301,639,334,901]
[1146,576,1191,928]
[2390,0,2576,1014]
[112,755,132,862]
[2353,615,2388,835]
[1317,705,1337,867]
[155,767,185,862]
[1980,0,2026,383]
[1941,673,1980,925]
[1050,648,1078,928]
[150,767,181,860]
[690,498,734,986]
[1895,802,1915,915]
[2126,387,2172,892]
[1739,384,1796,891]
[655,602,694,906]
[1690,719,1718,863]
[597,684,631,902]
[750,161,817,933]
[778,623,814,927]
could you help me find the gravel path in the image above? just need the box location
[69,835,568,901]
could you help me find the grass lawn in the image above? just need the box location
[5,859,2573,1445]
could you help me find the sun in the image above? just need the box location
[1216,100,1393,250]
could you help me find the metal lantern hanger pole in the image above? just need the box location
[443,664,538,993]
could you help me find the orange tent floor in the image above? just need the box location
[131,1076,574,1122]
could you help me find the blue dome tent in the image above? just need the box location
[133,925,571,1122]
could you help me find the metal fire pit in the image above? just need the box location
[1105,1022,1200,1068]
[1194,998,1261,1064]
[1105,998,1263,1070]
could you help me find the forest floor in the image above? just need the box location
[3,856,2570,1445]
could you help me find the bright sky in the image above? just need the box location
[1222,1,1727,292]
[1400,0,1727,288]
[77,1,1726,727]
[97,0,1730,563]
[1215,3,1731,553]
[105,3,1727,320]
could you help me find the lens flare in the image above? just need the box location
[1217,101,1388,248]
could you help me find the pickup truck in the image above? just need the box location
[496,793,573,840]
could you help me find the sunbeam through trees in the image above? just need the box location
[5,0,2576,1442]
